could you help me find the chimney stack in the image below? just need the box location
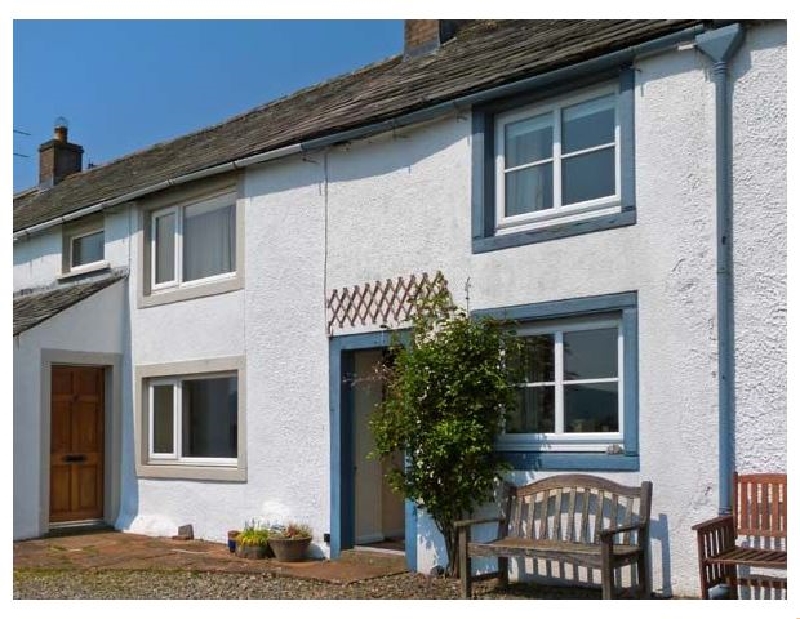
[404,20,473,58]
[38,117,83,188]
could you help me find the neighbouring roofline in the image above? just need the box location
[14,20,727,241]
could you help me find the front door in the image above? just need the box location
[50,366,105,523]
[353,349,405,546]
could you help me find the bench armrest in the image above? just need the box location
[599,521,646,539]
[454,517,506,529]
[691,514,734,532]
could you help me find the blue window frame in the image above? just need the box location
[472,67,636,254]
[473,291,639,471]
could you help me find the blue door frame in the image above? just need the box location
[329,330,416,571]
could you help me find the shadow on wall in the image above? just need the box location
[114,289,139,532]
[650,513,672,597]
[327,115,468,186]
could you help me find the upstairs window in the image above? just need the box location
[471,69,636,254]
[496,87,620,231]
[70,228,105,269]
[151,194,236,291]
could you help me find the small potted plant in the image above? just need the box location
[235,521,272,559]
[268,523,312,562]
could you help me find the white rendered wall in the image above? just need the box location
[13,228,63,290]
[13,207,133,292]
[13,280,127,539]
[730,23,786,474]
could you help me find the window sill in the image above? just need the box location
[58,260,111,282]
[473,209,635,254]
[139,272,243,308]
[500,451,639,472]
[136,461,246,482]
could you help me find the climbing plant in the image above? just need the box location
[370,285,524,577]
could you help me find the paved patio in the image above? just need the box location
[13,531,408,585]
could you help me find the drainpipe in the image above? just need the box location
[694,23,744,517]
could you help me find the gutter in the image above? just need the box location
[694,23,745,516]
[14,22,713,241]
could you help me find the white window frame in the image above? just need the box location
[150,206,180,291]
[68,227,107,273]
[147,372,238,467]
[149,194,237,294]
[494,83,622,234]
[499,316,624,452]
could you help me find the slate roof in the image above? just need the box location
[13,273,126,336]
[14,19,705,232]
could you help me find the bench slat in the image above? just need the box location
[566,487,576,542]
[553,488,563,540]
[580,487,590,544]
[593,489,605,544]
[622,496,633,545]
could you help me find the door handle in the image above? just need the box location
[63,454,87,463]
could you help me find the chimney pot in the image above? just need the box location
[38,119,83,188]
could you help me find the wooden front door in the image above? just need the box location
[50,366,105,523]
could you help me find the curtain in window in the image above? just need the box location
[183,203,235,281]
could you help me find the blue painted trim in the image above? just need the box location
[502,452,640,472]
[473,290,637,322]
[695,23,745,517]
[619,66,636,211]
[328,329,413,562]
[475,292,639,469]
[472,210,635,254]
[404,499,418,571]
[471,67,638,254]
[622,306,639,456]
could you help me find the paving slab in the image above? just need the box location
[14,531,407,584]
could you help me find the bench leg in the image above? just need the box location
[497,557,508,589]
[600,541,614,599]
[459,527,471,599]
[726,567,738,600]
[636,555,648,598]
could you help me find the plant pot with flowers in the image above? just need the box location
[269,524,312,562]
[235,524,272,560]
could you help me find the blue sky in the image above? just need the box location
[13,19,403,192]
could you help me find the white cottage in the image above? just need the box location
[13,19,786,598]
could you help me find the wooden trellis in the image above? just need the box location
[327,271,449,336]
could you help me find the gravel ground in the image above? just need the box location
[14,568,602,600]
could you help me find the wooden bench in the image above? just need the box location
[456,474,653,599]
[692,472,787,599]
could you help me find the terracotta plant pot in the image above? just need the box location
[270,537,311,562]
[235,542,270,560]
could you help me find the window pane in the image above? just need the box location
[564,328,618,380]
[154,213,175,284]
[71,230,104,267]
[505,113,553,168]
[507,386,555,433]
[152,385,174,454]
[564,383,619,433]
[505,163,553,216]
[516,334,555,383]
[183,203,236,282]
[561,147,615,205]
[181,376,237,459]
[562,95,615,154]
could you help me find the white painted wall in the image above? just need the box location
[730,23,786,474]
[13,207,133,292]
[13,280,127,540]
[13,228,63,290]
